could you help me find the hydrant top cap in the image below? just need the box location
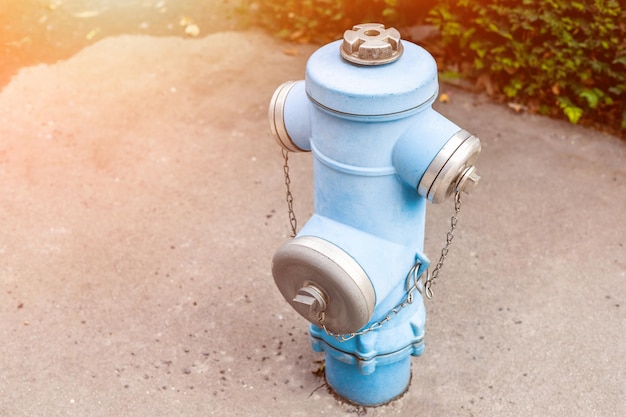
[341,23,404,65]
[306,37,438,117]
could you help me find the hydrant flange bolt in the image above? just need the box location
[456,166,481,194]
[341,23,403,66]
[293,284,327,318]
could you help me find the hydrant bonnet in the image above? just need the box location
[305,33,439,118]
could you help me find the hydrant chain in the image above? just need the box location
[320,262,424,342]
[281,148,298,238]
[423,190,463,298]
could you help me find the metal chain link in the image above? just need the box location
[422,190,462,299]
[319,190,463,341]
[319,262,424,342]
[282,149,298,238]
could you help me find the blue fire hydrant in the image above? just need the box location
[269,24,481,406]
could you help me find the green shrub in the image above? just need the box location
[427,0,626,134]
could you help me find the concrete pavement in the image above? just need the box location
[0,30,624,416]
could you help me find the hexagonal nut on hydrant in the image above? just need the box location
[456,166,481,195]
[292,284,327,319]
[341,23,404,65]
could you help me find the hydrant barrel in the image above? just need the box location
[269,23,482,406]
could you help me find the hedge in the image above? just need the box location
[428,0,625,134]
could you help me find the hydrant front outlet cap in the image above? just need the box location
[272,236,376,334]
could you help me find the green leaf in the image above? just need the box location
[557,97,583,124]
[503,85,518,98]
[470,41,487,58]
[563,106,583,124]
[503,78,524,98]
[579,89,601,109]
[438,70,463,82]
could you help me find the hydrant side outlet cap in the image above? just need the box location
[306,40,438,117]
[418,131,482,203]
[272,236,376,334]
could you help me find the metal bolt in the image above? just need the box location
[341,23,403,65]
[293,284,327,317]
[456,166,481,194]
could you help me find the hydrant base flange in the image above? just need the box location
[311,322,424,406]
[309,292,426,406]
[325,354,412,407]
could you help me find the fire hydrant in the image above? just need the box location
[269,23,481,406]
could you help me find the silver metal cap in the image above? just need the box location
[341,23,404,66]
[272,236,375,334]
[418,130,482,203]
[268,81,303,152]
